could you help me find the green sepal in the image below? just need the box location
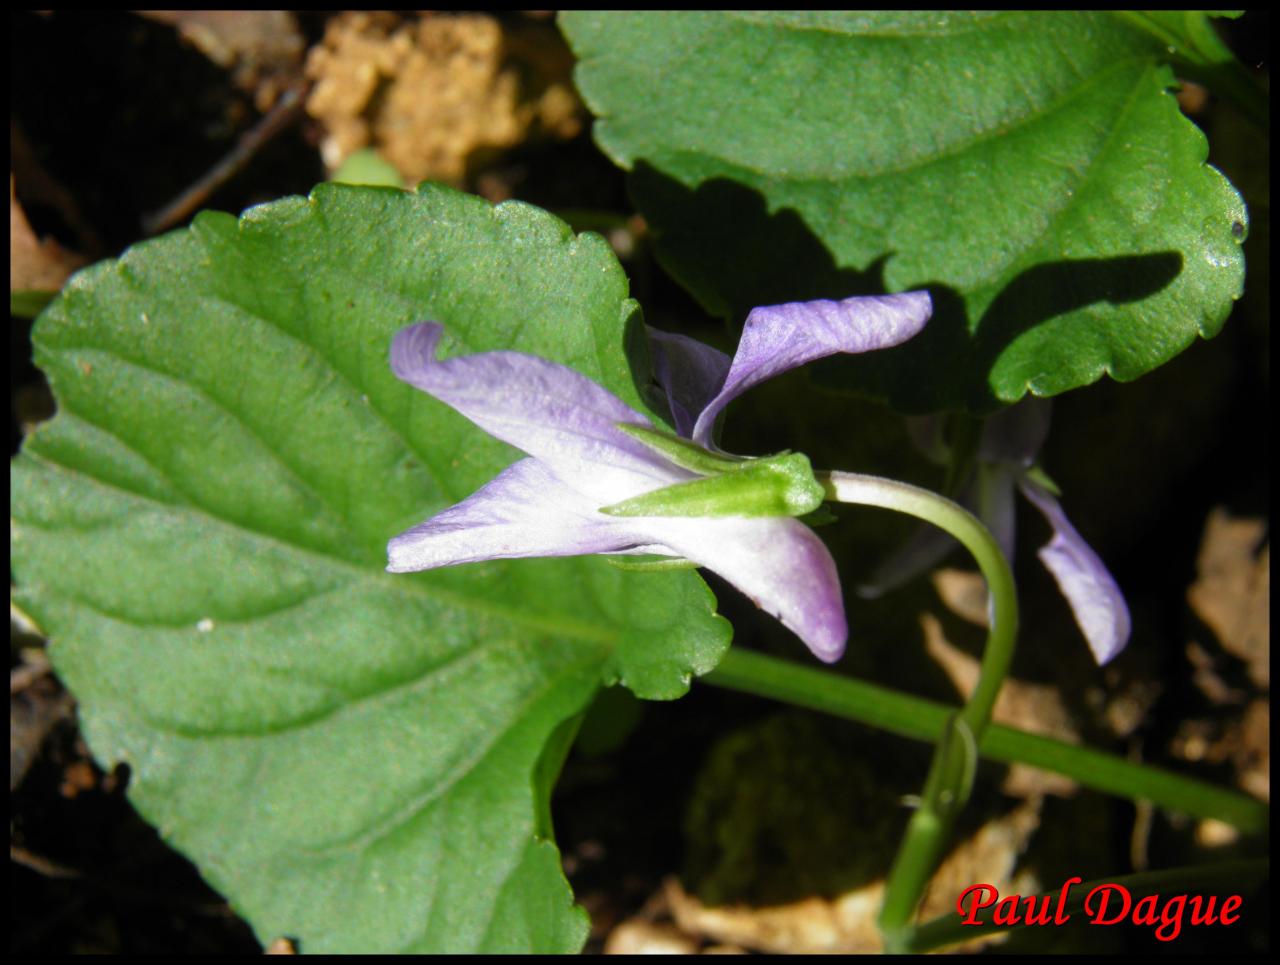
[599,452,824,519]
[1022,463,1062,496]
[799,504,839,529]
[616,423,749,475]
[603,555,701,572]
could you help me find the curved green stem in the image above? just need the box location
[819,472,1017,738]
[817,471,1018,947]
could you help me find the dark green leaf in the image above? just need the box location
[562,11,1248,412]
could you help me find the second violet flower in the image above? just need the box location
[866,399,1131,664]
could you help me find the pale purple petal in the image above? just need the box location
[690,292,933,447]
[978,397,1052,468]
[391,323,690,503]
[1018,480,1131,665]
[388,457,848,663]
[647,327,731,439]
[640,515,848,662]
[388,458,651,571]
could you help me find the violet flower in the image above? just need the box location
[386,292,932,663]
[865,397,1131,664]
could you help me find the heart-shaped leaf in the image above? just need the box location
[10,183,730,952]
[561,11,1248,412]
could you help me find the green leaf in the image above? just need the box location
[10,182,730,952]
[561,11,1248,413]
[1118,12,1267,131]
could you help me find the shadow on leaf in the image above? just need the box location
[628,164,1183,414]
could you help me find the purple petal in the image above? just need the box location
[390,323,690,503]
[388,457,848,663]
[388,458,650,571]
[1018,480,1131,665]
[979,397,1052,467]
[640,515,848,662]
[647,327,731,439]
[690,292,932,447]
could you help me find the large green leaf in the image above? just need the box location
[10,183,730,952]
[561,11,1248,412]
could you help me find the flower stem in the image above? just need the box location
[819,472,1017,736]
[700,649,1266,831]
[817,471,1018,947]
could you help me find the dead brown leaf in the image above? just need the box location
[10,176,85,293]
[10,655,73,792]
[1187,507,1269,688]
[140,11,305,111]
[1237,699,1269,801]
[304,13,582,185]
[931,567,991,628]
[1171,696,1269,803]
[1164,509,1271,805]
[604,919,699,955]
[662,799,1041,954]
[921,611,1078,745]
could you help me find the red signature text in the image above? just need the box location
[957,878,1243,942]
